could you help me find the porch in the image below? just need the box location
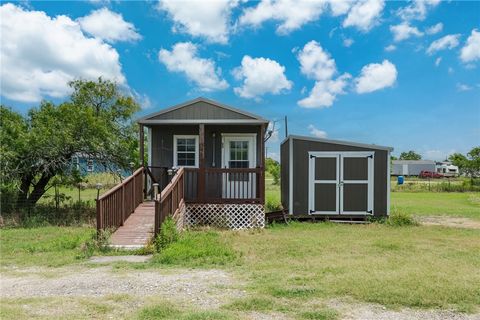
[96,98,269,247]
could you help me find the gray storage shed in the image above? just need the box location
[281,135,393,218]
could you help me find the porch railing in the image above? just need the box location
[154,167,185,235]
[96,167,144,232]
[184,167,263,204]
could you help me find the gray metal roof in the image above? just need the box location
[137,97,269,125]
[281,135,394,151]
[392,160,435,165]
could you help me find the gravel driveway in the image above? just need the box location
[1,265,244,309]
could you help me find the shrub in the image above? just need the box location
[155,217,179,252]
[386,208,418,227]
[77,229,111,259]
[265,195,282,213]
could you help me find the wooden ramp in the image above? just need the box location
[109,202,155,249]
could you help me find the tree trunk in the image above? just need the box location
[27,172,53,207]
[16,174,33,209]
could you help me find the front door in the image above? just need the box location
[222,135,256,199]
[309,151,374,215]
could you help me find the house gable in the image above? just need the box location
[138,97,268,124]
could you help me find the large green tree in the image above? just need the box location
[449,147,480,178]
[0,78,140,209]
[399,150,422,160]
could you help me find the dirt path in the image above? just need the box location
[0,265,245,310]
[418,216,480,229]
[328,300,480,320]
[1,264,478,319]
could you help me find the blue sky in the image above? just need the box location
[1,0,479,161]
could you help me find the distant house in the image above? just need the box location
[392,160,436,176]
[70,154,130,176]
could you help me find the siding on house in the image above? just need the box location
[150,124,264,169]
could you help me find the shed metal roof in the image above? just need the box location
[281,135,394,151]
[137,97,269,125]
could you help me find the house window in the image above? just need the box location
[87,159,94,172]
[72,156,80,170]
[228,140,250,181]
[174,135,199,167]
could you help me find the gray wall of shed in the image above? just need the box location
[281,138,389,217]
[150,101,253,120]
[280,141,289,212]
[149,124,263,168]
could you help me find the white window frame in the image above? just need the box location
[173,135,199,168]
[87,159,94,172]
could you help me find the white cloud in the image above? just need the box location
[238,0,327,35]
[460,29,480,63]
[385,44,396,52]
[158,42,228,92]
[239,0,383,34]
[397,0,441,21]
[342,0,385,32]
[0,3,125,102]
[308,125,327,138]
[456,83,472,92]
[77,8,141,43]
[435,57,442,67]
[296,41,351,109]
[426,34,460,55]
[157,0,236,44]
[390,22,423,42]
[355,60,397,94]
[343,38,354,47]
[297,40,336,81]
[298,74,351,108]
[425,22,443,35]
[233,56,292,99]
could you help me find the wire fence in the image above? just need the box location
[0,173,127,227]
[391,177,480,192]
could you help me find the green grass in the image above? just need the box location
[137,301,235,320]
[0,226,94,267]
[265,173,282,212]
[392,192,480,220]
[151,230,238,267]
[229,222,480,312]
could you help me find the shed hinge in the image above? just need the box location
[310,154,316,159]
[367,155,373,159]
[309,210,315,214]
[367,210,373,214]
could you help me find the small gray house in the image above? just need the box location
[137,97,269,229]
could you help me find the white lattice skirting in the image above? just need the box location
[185,204,265,230]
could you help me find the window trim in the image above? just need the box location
[173,135,199,168]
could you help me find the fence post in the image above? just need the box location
[133,173,136,208]
[121,184,125,226]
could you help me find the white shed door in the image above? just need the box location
[309,152,374,215]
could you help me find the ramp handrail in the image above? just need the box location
[154,167,184,235]
[96,167,144,232]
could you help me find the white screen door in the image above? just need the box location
[222,135,256,199]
